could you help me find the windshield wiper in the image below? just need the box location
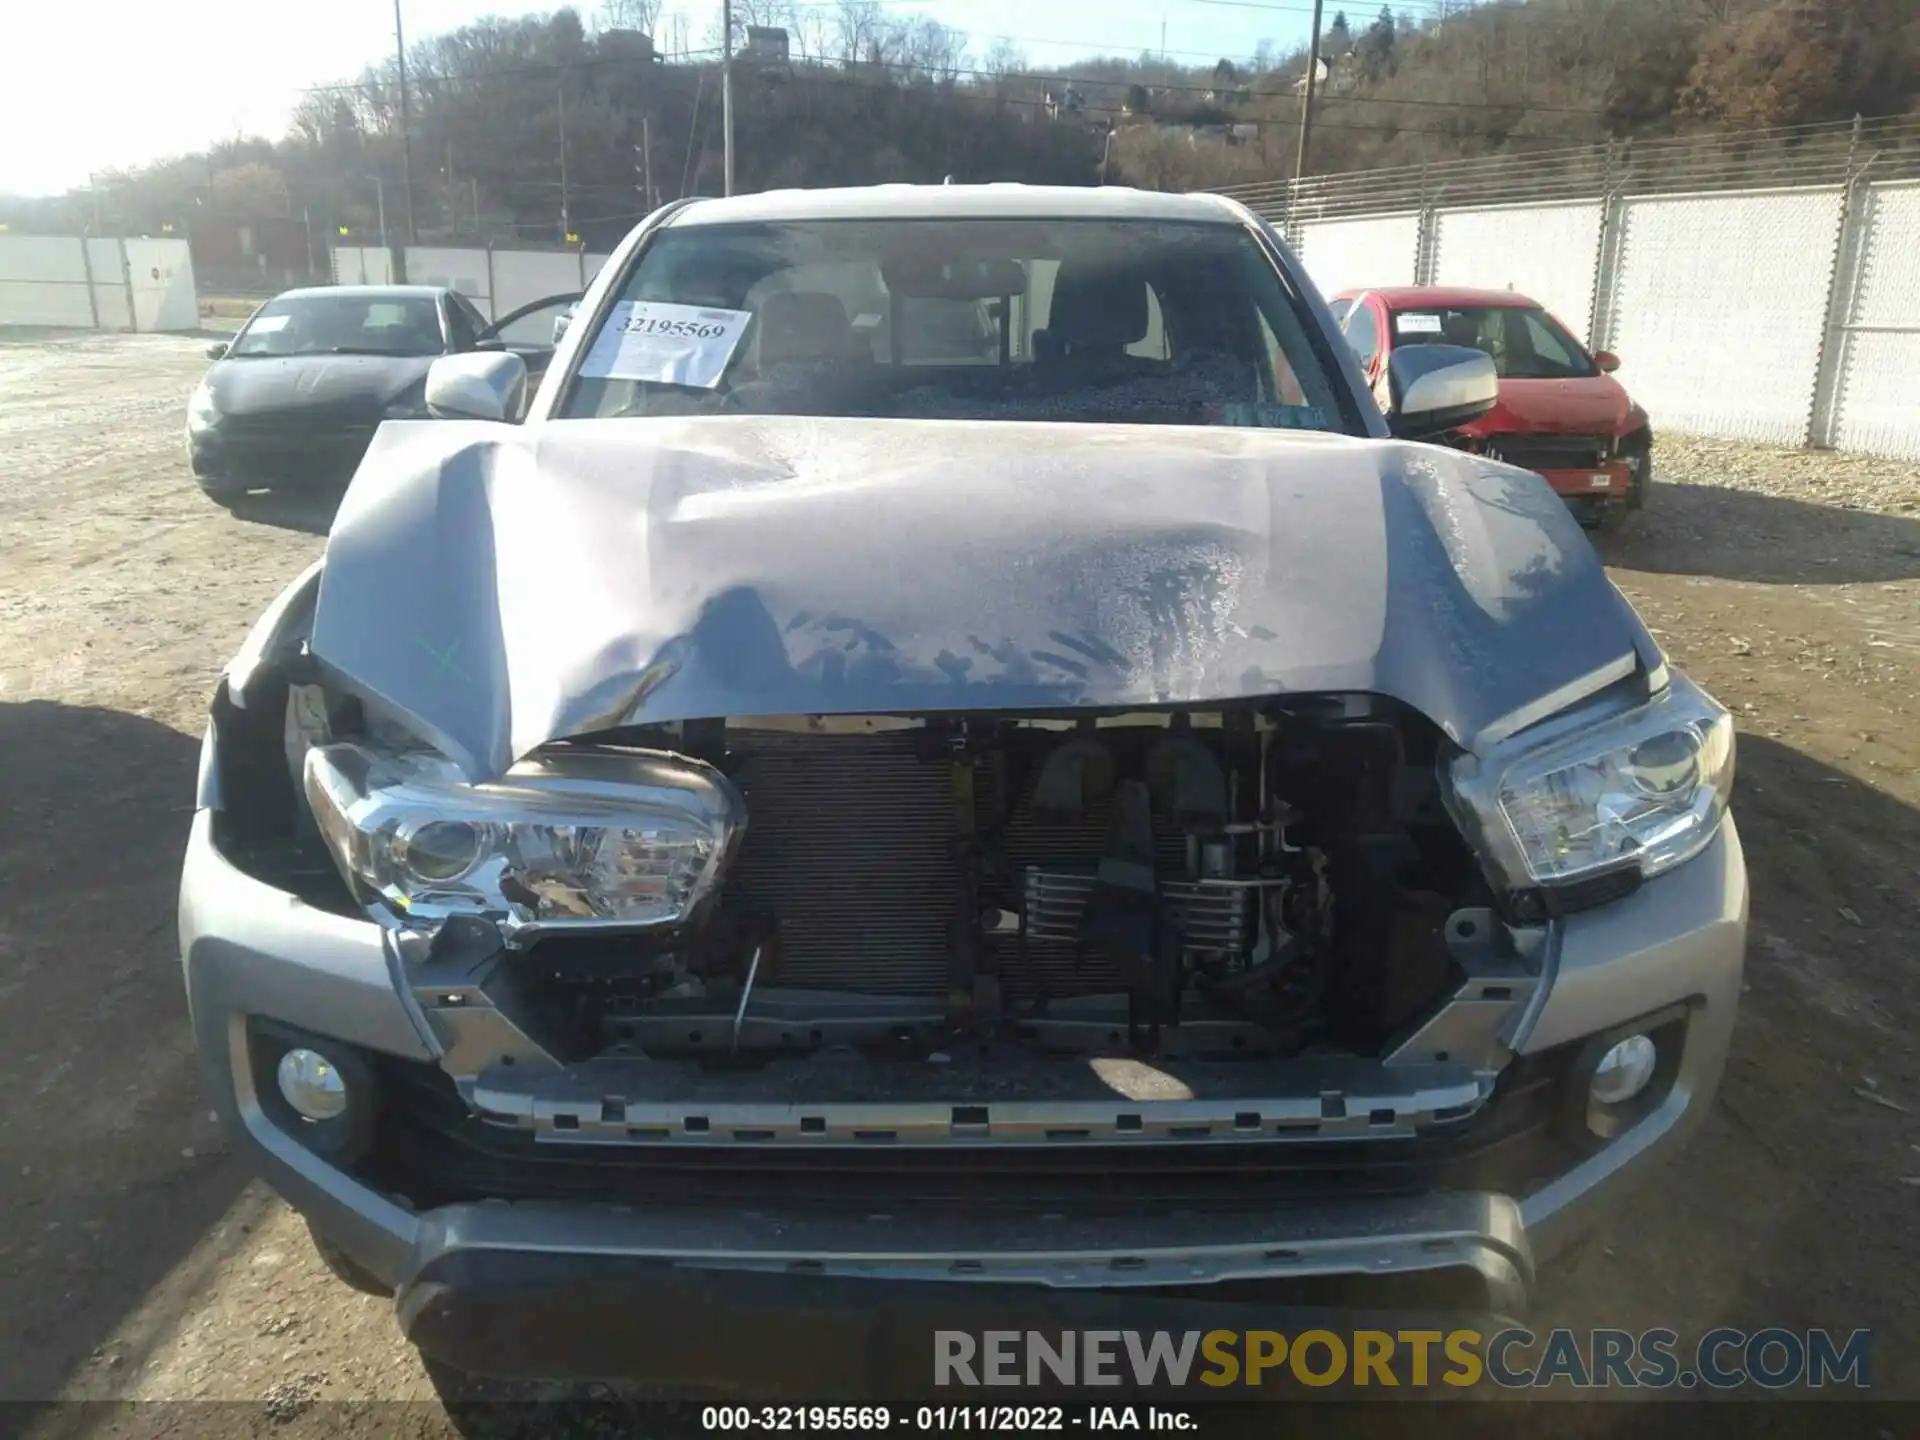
[325,346,431,357]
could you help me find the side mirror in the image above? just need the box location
[1381,343,1499,440]
[205,341,229,360]
[1594,350,1621,373]
[425,351,528,422]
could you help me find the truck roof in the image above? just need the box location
[668,184,1248,227]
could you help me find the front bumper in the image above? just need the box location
[187,424,376,491]
[182,798,1746,1382]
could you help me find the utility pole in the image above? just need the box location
[1296,0,1325,180]
[638,116,655,210]
[558,76,571,240]
[394,0,417,249]
[371,174,388,247]
[721,0,735,196]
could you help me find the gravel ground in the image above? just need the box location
[1,333,1916,1434]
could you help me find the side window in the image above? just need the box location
[1342,303,1382,368]
[445,300,478,351]
[1326,298,1353,325]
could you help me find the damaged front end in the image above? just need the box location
[189,418,1745,1337]
[214,609,1554,1168]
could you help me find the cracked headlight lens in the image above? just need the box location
[303,741,745,941]
[1445,674,1735,890]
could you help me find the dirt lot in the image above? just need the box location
[1,332,1916,1431]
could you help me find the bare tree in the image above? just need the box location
[833,0,886,66]
[981,36,1028,83]
[595,0,662,35]
[897,18,968,81]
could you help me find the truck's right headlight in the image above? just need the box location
[1445,673,1735,894]
[303,741,745,942]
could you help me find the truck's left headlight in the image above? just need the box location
[302,741,745,941]
[1445,673,1735,893]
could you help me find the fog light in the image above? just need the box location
[276,1047,348,1122]
[1589,1034,1657,1107]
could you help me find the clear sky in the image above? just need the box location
[0,0,1322,196]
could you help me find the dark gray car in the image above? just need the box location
[180,186,1744,1391]
[185,284,574,506]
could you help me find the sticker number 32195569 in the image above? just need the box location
[578,301,755,388]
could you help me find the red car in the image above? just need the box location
[1329,285,1652,526]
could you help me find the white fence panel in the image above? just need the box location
[86,239,131,329]
[123,238,198,331]
[407,245,491,308]
[1831,180,1920,460]
[488,248,589,319]
[327,244,610,321]
[1430,200,1605,344]
[330,246,394,286]
[0,236,95,326]
[1295,212,1420,298]
[1606,187,1842,446]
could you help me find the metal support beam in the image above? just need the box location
[722,0,736,195]
[1807,119,1876,450]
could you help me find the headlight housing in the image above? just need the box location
[303,741,745,942]
[187,381,221,432]
[1444,674,1734,894]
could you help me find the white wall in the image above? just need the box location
[408,245,492,307]
[0,234,196,331]
[86,239,131,329]
[328,244,610,321]
[0,236,96,326]
[1829,180,1920,460]
[1296,211,1421,297]
[331,245,395,285]
[124,238,198,331]
[1430,200,1605,344]
[1604,188,1843,447]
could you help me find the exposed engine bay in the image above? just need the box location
[436,701,1494,1069]
[206,673,1549,1148]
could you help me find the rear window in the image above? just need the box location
[560,217,1352,431]
[1389,304,1597,380]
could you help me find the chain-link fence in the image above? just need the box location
[1214,115,1920,459]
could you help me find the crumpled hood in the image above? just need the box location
[309,416,1654,782]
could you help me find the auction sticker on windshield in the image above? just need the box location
[579,301,754,388]
[1395,313,1443,335]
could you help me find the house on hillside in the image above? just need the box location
[744,26,789,64]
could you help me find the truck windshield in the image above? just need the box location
[559,217,1351,432]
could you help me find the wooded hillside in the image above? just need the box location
[7,0,1915,254]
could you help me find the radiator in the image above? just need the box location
[720,730,1231,999]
